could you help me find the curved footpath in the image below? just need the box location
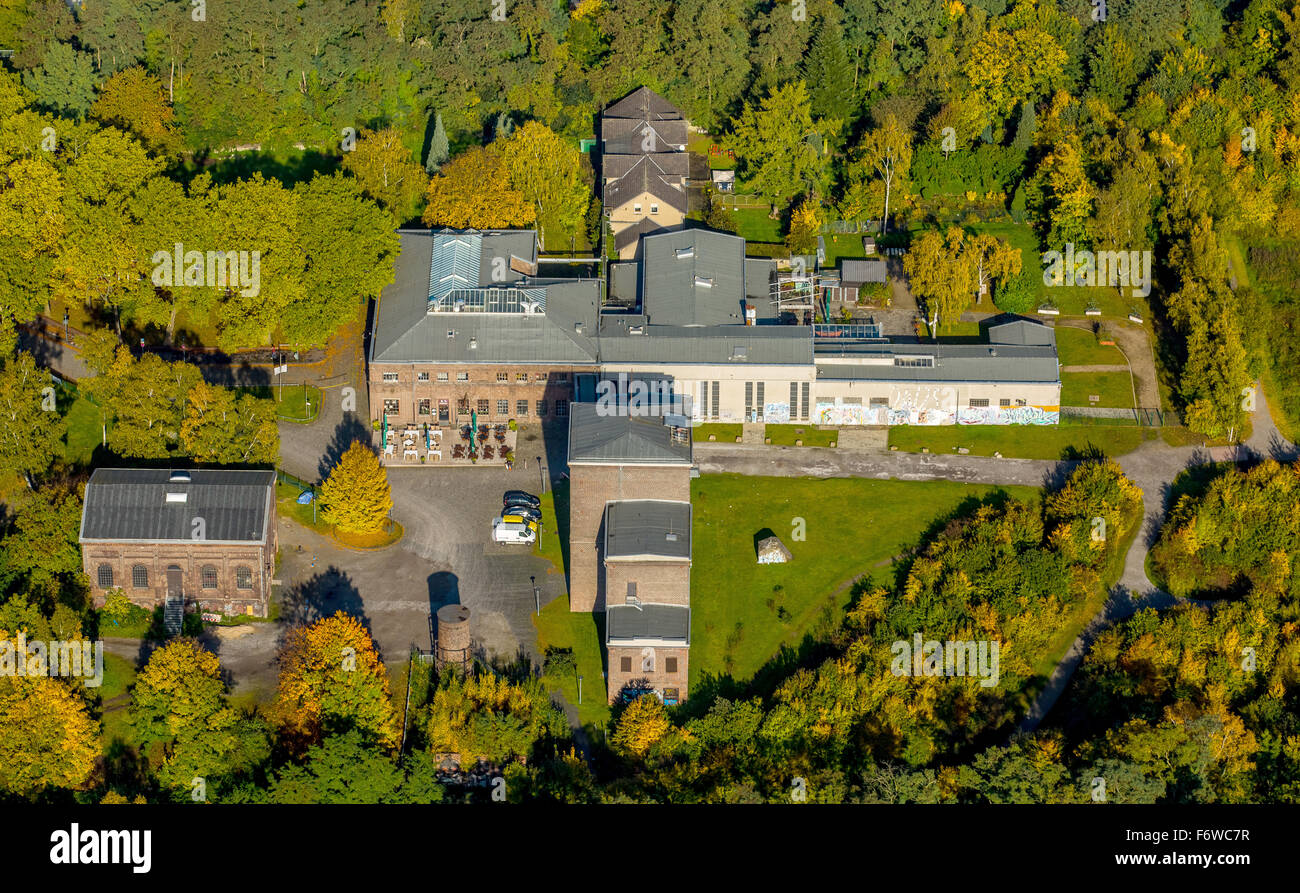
[694,385,1298,732]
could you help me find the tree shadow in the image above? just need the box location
[181,147,342,189]
[275,566,369,637]
[317,414,374,479]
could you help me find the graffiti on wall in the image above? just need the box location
[763,402,791,424]
[817,400,1060,426]
[957,405,1059,425]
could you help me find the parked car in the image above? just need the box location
[492,518,536,544]
[502,490,540,510]
[502,503,541,523]
[500,513,540,533]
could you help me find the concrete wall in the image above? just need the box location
[812,378,1062,426]
[599,363,817,424]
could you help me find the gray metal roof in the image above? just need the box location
[80,468,274,543]
[640,229,747,326]
[567,403,692,465]
[605,500,691,560]
[841,258,888,284]
[815,339,1060,384]
[606,603,691,644]
[598,323,813,365]
[987,318,1057,346]
[604,152,689,182]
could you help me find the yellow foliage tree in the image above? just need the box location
[319,441,393,534]
[423,144,536,230]
[275,611,397,751]
[610,693,672,758]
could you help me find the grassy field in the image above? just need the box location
[532,594,611,729]
[693,423,743,442]
[820,231,873,268]
[97,652,139,748]
[59,385,106,467]
[731,206,782,243]
[765,424,836,446]
[688,474,1041,687]
[239,383,322,422]
[1061,371,1136,408]
[1054,326,1127,367]
[887,422,1154,459]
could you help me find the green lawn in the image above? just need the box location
[731,206,782,243]
[59,386,106,467]
[887,422,1154,459]
[97,652,139,748]
[694,423,743,443]
[532,594,610,729]
[237,384,322,422]
[1061,371,1135,408]
[765,424,836,446]
[820,232,872,268]
[1054,326,1127,367]
[688,474,1041,687]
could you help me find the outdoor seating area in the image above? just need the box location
[375,421,517,466]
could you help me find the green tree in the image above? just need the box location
[853,112,913,234]
[89,66,182,155]
[270,730,444,804]
[425,112,449,174]
[179,382,279,465]
[730,82,835,217]
[499,121,591,250]
[802,19,855,124]
[0,352,66,487]
[22,41,98,119]
[341,127,427,221]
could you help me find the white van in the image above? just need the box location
[492,517,536,544]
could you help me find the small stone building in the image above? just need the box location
[79,468,277,618]
[606,602,691,706]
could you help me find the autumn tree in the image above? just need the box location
[611,693,673,758]
[903,227,975,334]
[180,381,280,465]
[276,611,398,751]
[319,441,393,534]
[423,145,536,230]
[785,196,821,255]
[0,660,99,797]
[969,233,1023,305]
[851,113,913,234]
[341,127,427,221]
[499,121,591,249]
[425,671,567,765]
[0,352,66,487]
[730,82,835,217]
[89,66,182,155]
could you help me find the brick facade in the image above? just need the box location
[367,362,587,427]
[83,533,276,618]
[606,643,689,705]
[566,464,691,612]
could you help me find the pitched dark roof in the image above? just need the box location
[80,469,274,543]
[606,603,691,644]
[613,218,671,254]
[603,87,684,122]
[603,151,689,182]
[605,500,691,560]
[986,317,1057,347]
[567,403,692,465]
[604,156,688,213]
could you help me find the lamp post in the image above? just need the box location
[578,674,583,705]
[531,576,540,617]
[536,456,545,495]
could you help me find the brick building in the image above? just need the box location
[603,500,692,705]
[79,468,277,618]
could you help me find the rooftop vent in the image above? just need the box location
[675,247,695,260]
[731,345,747,360]
[447,330,455,340]
[694,276,714,288]
[665,532,679,543]
[168,470,191,483]
[165,492,188,504]
[629,325,644,335]
[468,337,477,350]
[575,322,585,334]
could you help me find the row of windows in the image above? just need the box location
[98,564,253,590]
[618,655,679,674]
[381,371,570,384]
[383,398,569,418]
[969,398,1029,408]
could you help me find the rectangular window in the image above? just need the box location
[496,372,508,382]
[457,398,470,416]
[437,372,449,382]
[417,399,431,416]
[969,398,990,408]
[555,399,568,417]
[665,657,678,674]
[620,656,632,673]
[712,382,720,419]
[201,566,218,589]
[132,565,148,589]
[456,372,469,382]
[477,399,489,414]
[97,565,113,588]
[536,401,547,416]
[789,382,798,416]
[382,372,399,382]
[516,400,529,416]
[869,397,889,408]
[417,371,430,382]
[650,204,659,214]
[745,382,753,419]
[800,382,810,420]
[755,382,765,421]
[999,398,1011,408]
[633,204,642,213]
[516,372,528,382]
[497,399,509,415]
[551,372,569,382]
[383,399,400,414]
[1016,398,1027,407]
[627,582,637,601]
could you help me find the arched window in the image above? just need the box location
[97,565,113,588]
[235,567,253,590]
[132,565,148,589]
[201,565,218,589]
